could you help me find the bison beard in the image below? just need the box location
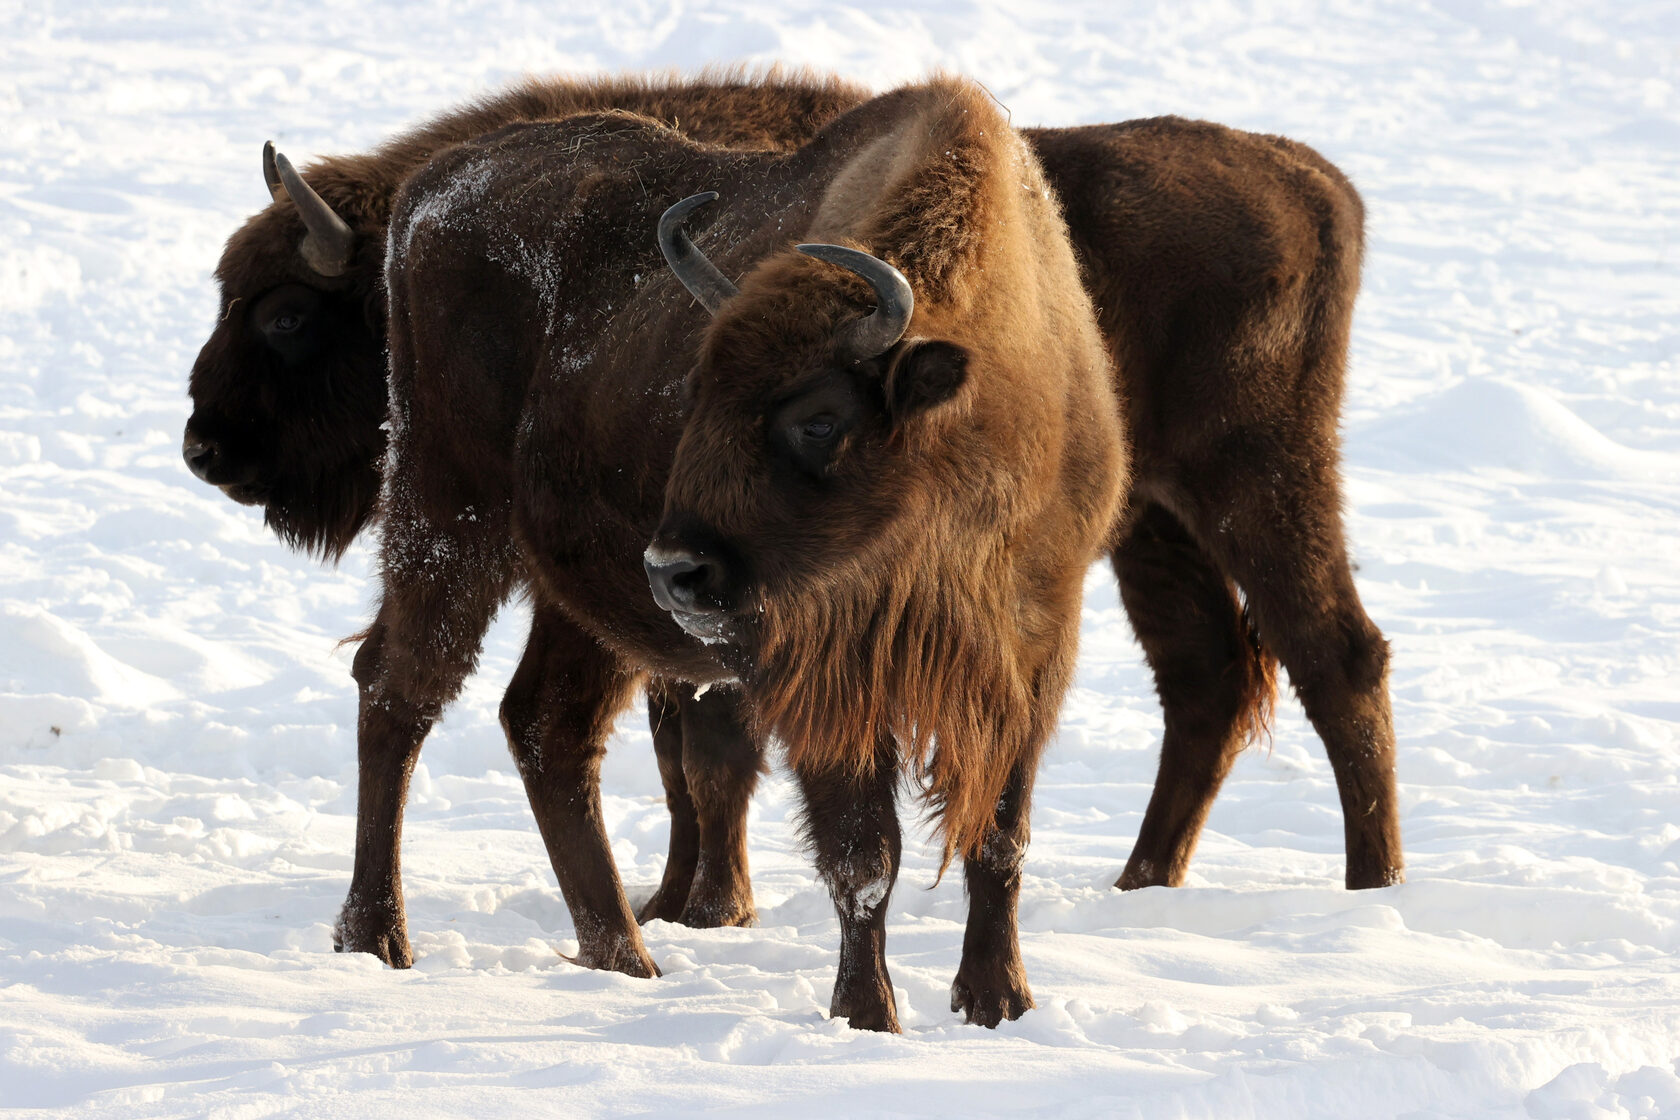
[754,528,1041,867]
[749,546,1069,1028]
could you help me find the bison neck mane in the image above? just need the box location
[752,523,1053,870]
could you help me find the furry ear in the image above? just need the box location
[884,339,968,419]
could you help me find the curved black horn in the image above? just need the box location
[262,141,285,202]
[795,244,914,361]
[658,193,738,315]
[271,147,355,277]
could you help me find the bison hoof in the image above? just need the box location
[1114,857,1172,891]
[1347,864,1405,890]
[831,990,901,1034]
[830,971,900,1033]
[639,878,757,929]
[569,936,661,979]
[678,889,756,930]
[950,964,1034,1028]
[333,902,413,969]
[635,884,690,925]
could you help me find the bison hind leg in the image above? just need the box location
[1177,449,1403,890]
[501,608,660,978]
[675,683,762,928]
[637,680,762,929]
[637,680,698,925]
[1113,503,1277,890]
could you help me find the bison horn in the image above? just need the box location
[795,244,914,362]
[658,193,739,315]
[261,141,286,202]
[268,144,356,278]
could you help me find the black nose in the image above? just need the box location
[182,432,219,482]
[645,546,727,615]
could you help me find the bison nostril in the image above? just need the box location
[182,435,219,482]
[670,563,709,593]
[644,547,725,615]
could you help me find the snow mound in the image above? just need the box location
[1360,378,1674,481]
[0,603,180,710]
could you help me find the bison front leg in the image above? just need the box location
[501,607,658,977]
[795,739,902,1033]
[337,619,426,967]
[340,555,510,967]
[950,762,1036,1027]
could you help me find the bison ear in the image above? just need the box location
[883,339,968,420]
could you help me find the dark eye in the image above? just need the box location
[771,386,859,480]
[271,312,302,333]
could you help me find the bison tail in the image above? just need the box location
[1236,602,1279,754]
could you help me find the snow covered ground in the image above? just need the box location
[3,1,1678,1116]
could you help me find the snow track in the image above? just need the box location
[3,2,1678,1116]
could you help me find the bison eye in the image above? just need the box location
[771,380,863,478]
[249,283,328,365]
[800,417,837,442]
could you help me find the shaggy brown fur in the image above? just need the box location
[644,80,1123,1028]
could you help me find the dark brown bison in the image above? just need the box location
[184,71,1402,1008]
[371,76,1124,1030]
[184,71,871,939]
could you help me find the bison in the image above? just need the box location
[184,71,1402,1010]
[369,76,1124,1030]
[185,71,870,941]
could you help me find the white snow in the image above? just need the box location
[3,2,1678,1117]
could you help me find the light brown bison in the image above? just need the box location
[183,71,1402,1016]
[371,76,1124,1030]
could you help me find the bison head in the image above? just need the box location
[646,194,970,649]
[183,143,386,560]
[646,193,1028,854]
